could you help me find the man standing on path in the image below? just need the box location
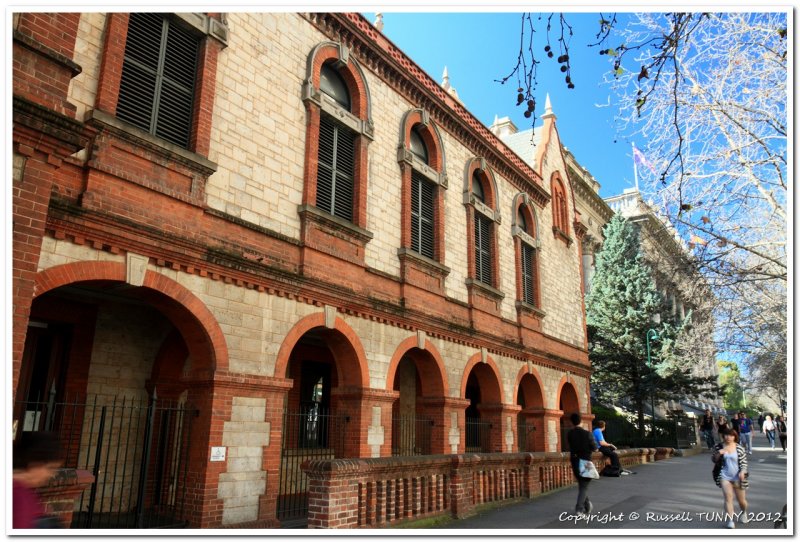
[739,411,753,454]
[592,420,622,474]
[567,413,597,515]
[700,409,716,450]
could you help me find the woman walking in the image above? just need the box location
[762,414,776,449]
[712,428,749,528]
[567,413,598,515]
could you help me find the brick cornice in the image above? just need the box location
[13,29,82,77]
[13,96,93,158]
[304,13,549,207]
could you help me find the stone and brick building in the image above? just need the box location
[12,12,595,528]
[492,114,723,420]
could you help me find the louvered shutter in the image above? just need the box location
[521,243,535,305]
[411,171,435,259]
[316,115,354,222]
[117,14,199,149]
[474,214,492,285]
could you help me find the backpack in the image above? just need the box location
[601,464,621,477]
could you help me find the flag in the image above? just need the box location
[632,145,657,175]
[689,234,707,246]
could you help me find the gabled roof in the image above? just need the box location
[497,127,541,169]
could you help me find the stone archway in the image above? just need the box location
[461,355,505,453]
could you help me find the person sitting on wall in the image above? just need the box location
[592,420,624,475]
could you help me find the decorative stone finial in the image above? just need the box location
[374,13,384,31]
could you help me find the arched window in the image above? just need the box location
[551,174,570,242]
[464,159,501,296]
[316,62,356,221]
[301,42,372,231]
[398,110,448,278]
[512,194,541,309]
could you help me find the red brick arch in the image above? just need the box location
[513,365,545,408]
[385,336,448,397]
[307,41,370,120]
[273,312,369,389]
[400,108,444,172]
[460,352,504,404]
[33,261,228,375]
[556,376,581,414]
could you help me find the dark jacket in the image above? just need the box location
[567,426,598,479]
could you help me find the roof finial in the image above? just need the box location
[442,66,450,89]
[374,12,384,31]
[545,93,553,115]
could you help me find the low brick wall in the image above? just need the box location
[302,448,674,528]
[36,468,95,528]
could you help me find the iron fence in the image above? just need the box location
[14,391,196,528]
[277,406,348,526]
[465,417,491,453]
[391,415,433,456]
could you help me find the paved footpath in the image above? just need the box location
[434,432,788,533]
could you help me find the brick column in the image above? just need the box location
[417,396,469,455]
[542,409,565,452]
[304,459,362,528]
[448,454,478,519]
[179,373,291,528]
[331,387,397,458]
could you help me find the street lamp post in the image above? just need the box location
[646,328,660,446]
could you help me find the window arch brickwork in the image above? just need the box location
[463,158,504,316]
[396,108,451,295]
[550,173,571,245]
[299,41,374,267]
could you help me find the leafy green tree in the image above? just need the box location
[587,214,717,437]
[717,361,745,411]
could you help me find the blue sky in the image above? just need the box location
[367,11,642,198]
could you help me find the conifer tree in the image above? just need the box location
[586,214,716,438]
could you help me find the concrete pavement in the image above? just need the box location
[434,431,789,532]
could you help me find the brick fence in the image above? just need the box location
[302,447,674,528]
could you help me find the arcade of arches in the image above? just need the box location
[14,257,591,527]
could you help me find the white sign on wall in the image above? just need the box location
[210,446,227,462]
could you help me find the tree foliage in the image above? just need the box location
[502,11,787,404]
[586,214,717,434]
[605,12,787,402]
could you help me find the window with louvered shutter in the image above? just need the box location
[117,13,200,149]
[474,214,492,285]
[521,243,536,305]
[317,115,355,222]
[411,170,435,259]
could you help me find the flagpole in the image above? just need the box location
[632,142,639,191]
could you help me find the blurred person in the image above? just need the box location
[762,415,776,449]
[774,415,787,452]
[738,411,753,454]
[13,431,64,528]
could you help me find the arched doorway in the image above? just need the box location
[558,381,581,452]
[15,271,220,528]
[516,373,545,452]
[463,362,503,453]
[278,324,366,525]
[390,347,446,456]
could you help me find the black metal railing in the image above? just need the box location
[517,422,537,452]
[14,391,197,528]
[598,416,698,449]
[277,406,348,525]
[391,415,433,456]
[465,417,491,453]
